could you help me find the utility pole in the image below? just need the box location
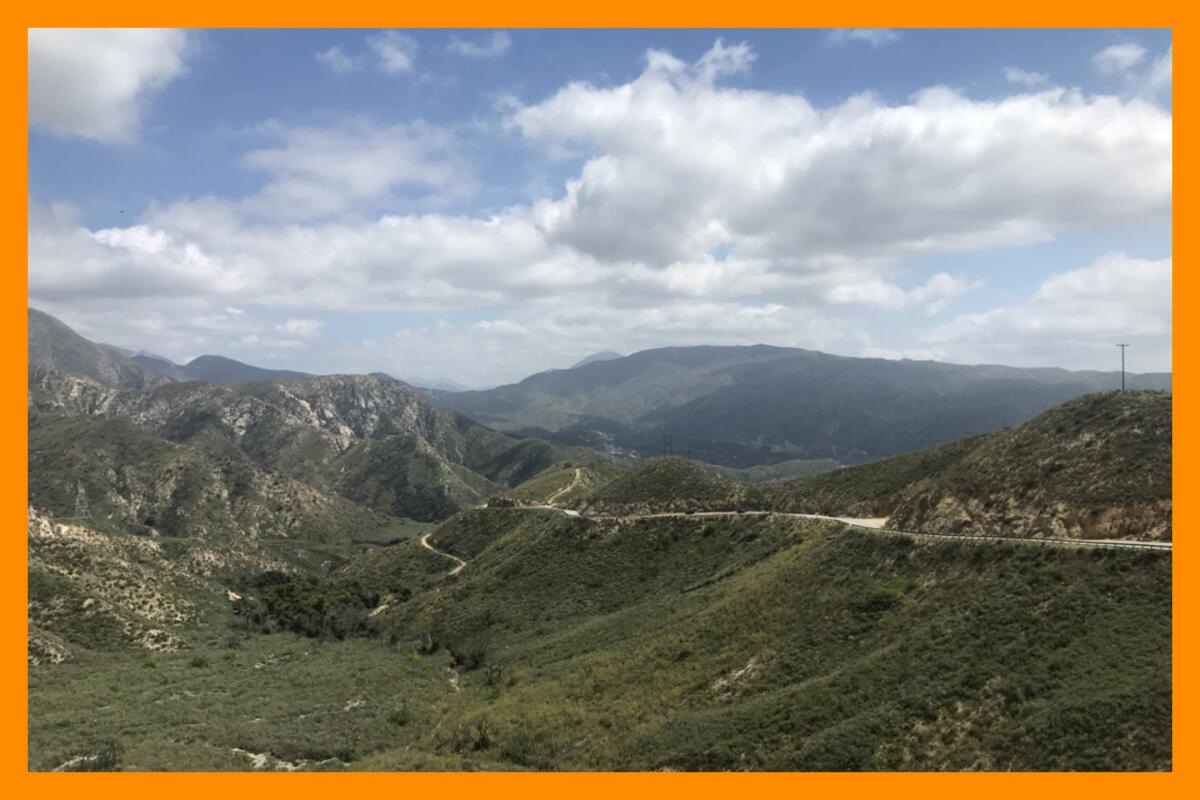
[1117,343,1129,391]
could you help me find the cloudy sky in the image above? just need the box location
[28,28,1172,387]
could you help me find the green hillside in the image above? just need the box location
[29,509,1171,771]
[28,411,416,542]
[578,392,1171,542]
[496,461,630,506]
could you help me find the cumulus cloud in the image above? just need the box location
[827,29,900,47]
[1004,67,1049,87]
[1094,43,1147,75]
[928,254,1172,371]
[511,46,1171,268]
[447,31,511,58]
[26,40,1174,383]
[315,45,361,74]
[367,30,418,74]
[28,28,191,143]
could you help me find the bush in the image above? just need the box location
[231,571,399,640]
[449,634,490,671]
[388,703,411,727]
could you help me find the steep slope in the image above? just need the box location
[27,507,287,664]
[29,411,414,542]
[29,361,576,521]
[358,510,1170,771]
[578,392,1171,541]
[29,308,168,390]
[28,502,1172,771]
[882,391,1172,540]
[437,344,1171,466]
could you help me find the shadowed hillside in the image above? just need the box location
[436,344,1170,467]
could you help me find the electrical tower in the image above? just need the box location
[74,481,91,519]
[1117,343,1129,391]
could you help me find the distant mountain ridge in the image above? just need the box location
[571,351,623,369]
[125,351,315,384]
[436,344,1171,467]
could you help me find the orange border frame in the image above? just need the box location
[2,7,1186,798]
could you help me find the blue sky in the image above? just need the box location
[28,28,1172,386]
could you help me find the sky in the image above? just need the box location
[27,28,1173,387]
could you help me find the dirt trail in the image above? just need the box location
[545,468,584,506]
[419,532,466,576]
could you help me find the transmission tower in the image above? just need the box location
[1117,343,1129,391]
[74,481,91,519]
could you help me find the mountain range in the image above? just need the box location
[25,306,1173,772]
[435,344,1170,467]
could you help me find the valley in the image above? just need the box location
[25,308,1173,772]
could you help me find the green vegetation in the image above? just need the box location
[231,571,407,640]
[28,411,417,542]
[576,392,1172,542]
[497,461,630,506]
[25,311,1174,771]
[30,509,1171,771]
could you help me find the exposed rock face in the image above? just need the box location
[28,369,544,521]
[881,391,1172,541]
[887,494,1173,542]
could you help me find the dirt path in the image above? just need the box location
[545,468,584,506]
[419,532,466,576]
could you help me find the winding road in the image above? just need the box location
[419,504,1170,577]
[419,531,466,576]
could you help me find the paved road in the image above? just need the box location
[432,504,1172,577]
[518,505,1172,552]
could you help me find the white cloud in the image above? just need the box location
[26,40,1174,383]
[275,318,324,340]
[511,45,1171,269]
[235,118,473,220]
[1004,67,1049,87]
[447,31,511,58]
[695,39,756,82]
[827,29,900,47]
[928,254,1172,371]
[315,46,361,74]
[28,28,191,143]
[1094,43,1146,75]
[367,30,418,74]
